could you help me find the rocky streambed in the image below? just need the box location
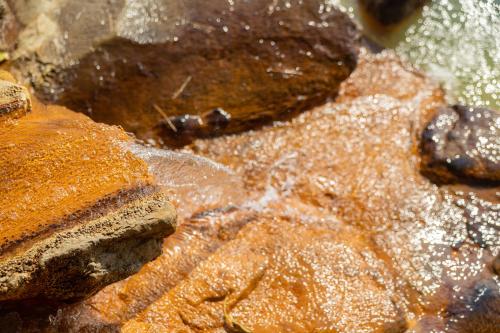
[0,1,498,332]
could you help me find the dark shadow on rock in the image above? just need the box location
[420,104,500,186]
[359,0,427,25]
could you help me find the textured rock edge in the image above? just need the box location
[0,191,176,302]
[0,79,31,119]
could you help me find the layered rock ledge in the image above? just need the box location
[0,74,176,304]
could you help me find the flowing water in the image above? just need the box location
[130,143,246,219]
[331,0,499,108]
[4,1,498,331]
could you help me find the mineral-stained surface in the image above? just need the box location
[9,0,361,146]
[0,76,176,305]
[420,104,499,184]
[51,52,499,332]
[0,71,30,122]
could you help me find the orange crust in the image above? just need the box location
[0,99,152,255]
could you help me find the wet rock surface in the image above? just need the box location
[49,52,499,332]
[183,52,499,332]
[420,105,500,184]
[0,192,176,302]
[9,0,360,146]
[0,72,31,122]
[494,253,500,276]
[0,0,18,52]
[0,77,176,305]
[359,0,427,25]
[124,216,406,333]
[53,208,256,332]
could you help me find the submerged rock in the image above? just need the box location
[359,0,427,25]
[123,216,406,333]
[10,0,360,146]
[0,74,176,304]
[175,52,499,331]
[420,105,500,184]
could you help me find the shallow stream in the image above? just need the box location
[332,0,499,108]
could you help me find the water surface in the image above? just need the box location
[331,0,499,108]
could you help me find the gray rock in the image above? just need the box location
[0,192,176,303]
[420,105,500,184]
[10,0,361,146]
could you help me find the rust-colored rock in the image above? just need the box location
[178,52,499,331]
[52,208,256,332]
[0,73,176,303]
[11,0,360,146]
[359,0,427,25]
[47,52,499,332]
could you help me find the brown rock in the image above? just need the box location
[50,53,499,332]
[10,0,360,146]
[444,278,500,333]
[0,73,31,122]
[0,192,175,302]
[494,254,500,276]
[51,208,256,332]
[185,52,499,330]
[49,144,248,330]
[420,105,500,184]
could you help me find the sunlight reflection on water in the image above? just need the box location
[329,0,499,108]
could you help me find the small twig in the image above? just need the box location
[153,103,177,132]
[172,75,192,99]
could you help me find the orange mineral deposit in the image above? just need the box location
[0,93,152,256]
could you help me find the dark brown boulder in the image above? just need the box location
[0,72,177,304]
[420,105,500,185]
[10,0,360,146]
[359,0,427,25]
